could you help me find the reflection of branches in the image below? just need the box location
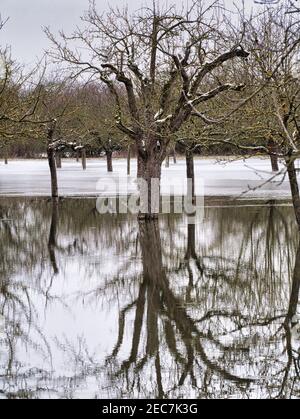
[1,198,300,398]
[100,205,300,398]
[276,240,300,398]
[108,300,138,360]
[104,220,256,399]
[0,273,55,397]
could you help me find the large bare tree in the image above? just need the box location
[46,0,250,218]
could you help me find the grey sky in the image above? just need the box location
[0,0,261,66]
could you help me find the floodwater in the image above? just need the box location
[0,197,299,399]
[0,157,294,199]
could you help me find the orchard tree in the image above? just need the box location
[0,16,50,165]
[46,0,250,218]
[0,17,26,163]
[72,83,125,173]
[241,4,300,226]
[42,82,87,197]
[188,3,300,229]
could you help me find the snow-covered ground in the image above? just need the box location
[0,157,295,199]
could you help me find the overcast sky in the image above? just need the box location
[0,0,263,66]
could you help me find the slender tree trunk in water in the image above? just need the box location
[4,156,8,165]
[268,140,279,172]
[185,223,203,274]
[82,149,87,170]
[186,224,196,260]
[186,149,195,203]
[286,156,300,229]
[47,148,58,198]
[55,152,62,169]
[106,151,113,172]
[137,150,162,220]
[127,145,131,175]
[48,198,59,274]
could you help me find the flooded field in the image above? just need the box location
[0,197,299,399]
[0,157,292,199]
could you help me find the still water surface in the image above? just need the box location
[0,197,299,399]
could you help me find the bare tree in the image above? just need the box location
[186,3,300,229]
[240,4,300,227]
[46,0,250,218]
[0,16,53,167]
[32,81,88,198]
[71,83,126,173]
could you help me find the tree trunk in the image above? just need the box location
[270,154,279,172]
[268,139,279,172]
[3,147,8,164]
[47,148,58,198]
[286,156,300,229]
[76,150,80,162]
[106,151,113,172]
[186,224,196,260]
[165,154,170,168]
[137,151,162,219]
[173,146,177,164]
[186,149,195,203]
[82,149,87,170]
[127,145,131,175]
[56,152,62,169]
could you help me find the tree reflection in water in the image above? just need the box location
[0,198,299,398]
